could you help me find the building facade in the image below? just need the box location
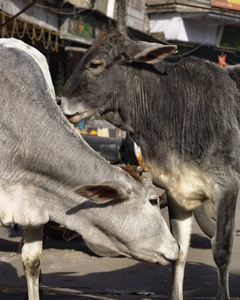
[1,0,240,88]
[146,0,240,63]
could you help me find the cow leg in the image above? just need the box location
[212,177,238,300]
[21,225,43,300]
[167,193,193,300]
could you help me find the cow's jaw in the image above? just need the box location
[56,96,96,123]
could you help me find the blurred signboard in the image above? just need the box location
[60,0,146,44]
[60,14,110,44]
[212,0,240,11]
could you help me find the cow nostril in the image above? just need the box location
[57,99,62,105]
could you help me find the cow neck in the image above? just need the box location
[4,94,117,188]
[36,118,117,187]
[107,61,171,165]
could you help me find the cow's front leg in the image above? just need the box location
[167,193,193,300]
[212,177,238,300]
[21,225,43,300]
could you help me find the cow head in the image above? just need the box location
[65,165,179,265]
[57,28,177,124]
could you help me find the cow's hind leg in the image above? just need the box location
[167,193,193,300]
[212,176,238,300]
[21,225,43,300]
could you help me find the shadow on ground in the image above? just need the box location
[1,225,240,300]
[0,245,240,299]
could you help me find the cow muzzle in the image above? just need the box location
[56,97,82,124]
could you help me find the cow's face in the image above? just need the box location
[57,29,177,123]
[74,167,179,266]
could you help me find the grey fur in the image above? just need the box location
[58,28,240,299]
[0,38,179,300]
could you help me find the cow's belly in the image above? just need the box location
[148,162,212,211]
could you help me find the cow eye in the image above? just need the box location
[88,60,104,69]
[89,62,101,69]
[149,198,158,205]
[87,60,105,75]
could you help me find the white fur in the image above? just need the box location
[0,183,49,226]
[148,155,212,211]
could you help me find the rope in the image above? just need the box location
[0,11,59,52]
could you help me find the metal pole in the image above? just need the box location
[116,0,127,36]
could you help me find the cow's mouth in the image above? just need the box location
[66,113,82,124]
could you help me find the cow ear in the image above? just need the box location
[74,182,132,203]
[127,41,177,64]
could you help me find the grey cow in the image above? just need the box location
[0,38,179,300]
[57,28,240,300]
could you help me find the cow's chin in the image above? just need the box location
[131,253,173,266]
[67,113,82,124]
[84,240,124,258]
[85,240,174,266]
[156,257,173,266]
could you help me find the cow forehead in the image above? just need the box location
[115,165,158,198]
[89,30,120,52]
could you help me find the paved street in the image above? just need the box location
[0,195,240,299]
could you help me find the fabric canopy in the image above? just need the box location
[150,13,219,46]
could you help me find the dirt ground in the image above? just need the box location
[0,198,240,300]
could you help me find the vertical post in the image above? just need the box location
[116,0,127,35]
